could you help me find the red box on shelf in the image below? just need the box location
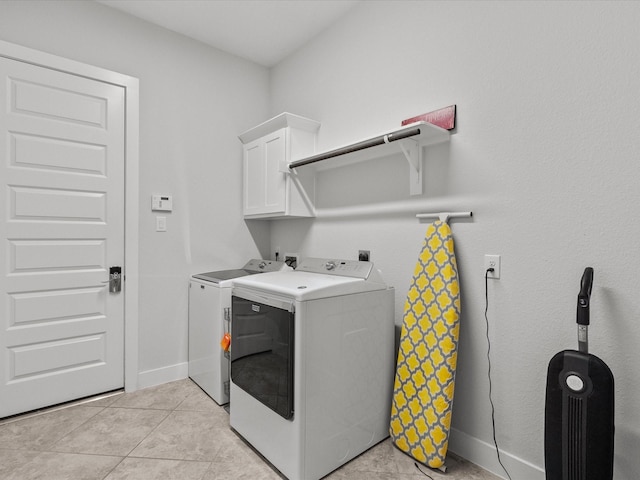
[401,105,456,130]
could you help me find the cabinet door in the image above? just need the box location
[263,129,287,214]
[243,128,287,216]
[243,140,265,216]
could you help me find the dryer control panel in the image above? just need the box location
[296,257,373,279]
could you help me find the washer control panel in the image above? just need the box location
[243,259,290,273]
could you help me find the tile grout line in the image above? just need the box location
[109,381,199,464]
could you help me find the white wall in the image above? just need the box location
[0,1,271,384]
[268,1,640,478]
[2,0,639,477]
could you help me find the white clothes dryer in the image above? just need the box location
[230,258,395,480]
[188,259,289,405]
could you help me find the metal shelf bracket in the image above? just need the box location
[397,138,422,195]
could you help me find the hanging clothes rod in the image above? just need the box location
[288,126,422,169]
[416,211,473,223]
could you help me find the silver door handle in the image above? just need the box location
[103,266,122,293]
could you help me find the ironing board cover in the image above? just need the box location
[390,220,461,469]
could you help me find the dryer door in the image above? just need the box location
[231,292,295,419]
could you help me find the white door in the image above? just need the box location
[0,57,125,418]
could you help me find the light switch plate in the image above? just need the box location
[156,216,167,232]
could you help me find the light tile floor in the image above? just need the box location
[0,379,501,480]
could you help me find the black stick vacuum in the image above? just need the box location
[544,267,614,480]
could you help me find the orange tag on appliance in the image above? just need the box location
[220,332,231,352]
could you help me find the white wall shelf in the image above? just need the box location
[288,121,450,195]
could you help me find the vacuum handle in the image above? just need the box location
[577,267,593,326]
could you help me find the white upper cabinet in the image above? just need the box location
[239,113,320,219]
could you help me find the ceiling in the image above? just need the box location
[97,0,360,67]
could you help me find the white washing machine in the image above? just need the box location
[188,259,289,405]
[230,258,395,480]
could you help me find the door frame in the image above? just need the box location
[0,39,140,392]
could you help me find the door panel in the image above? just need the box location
[10,287,104,325]
[243,141,264,215]
[0,57,125,418]
[10,239,106,272]
[11,76,108,127]
[11,132,107,175]
[263,129,286,212]
[9,186,106,221]
[11,333,107,377]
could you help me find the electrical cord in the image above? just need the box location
[414,461,435,479]
[413,271,513,480]
[485,268,513,480]
[410,270,514,480]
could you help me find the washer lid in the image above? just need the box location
[192,259,289,284]
[193,269,255,283]
[232,258,388,301]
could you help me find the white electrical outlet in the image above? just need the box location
[358,250,370,261]
[484,254,501,279]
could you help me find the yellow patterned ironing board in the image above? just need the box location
[390,220,461,470]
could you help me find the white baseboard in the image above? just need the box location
[135,362,189,391]
[449,427,545,479]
